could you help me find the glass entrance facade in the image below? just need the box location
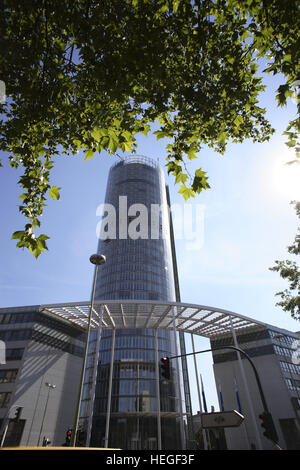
[85,156,186,449]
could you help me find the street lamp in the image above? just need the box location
[38,382,56,446]
[71,253,106,446]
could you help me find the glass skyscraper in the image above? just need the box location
[84,155,191,449]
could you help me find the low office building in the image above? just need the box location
[0,305,84,446]
[211,324,300,450]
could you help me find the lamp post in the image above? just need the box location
[38,382,56,446]
[71,254,106,446]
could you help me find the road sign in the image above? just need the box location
[201,410,244,429]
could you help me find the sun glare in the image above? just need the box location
[271,152,300,200]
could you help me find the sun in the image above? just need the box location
[271,152,300,200]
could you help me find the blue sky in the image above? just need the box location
[1,70,299,413]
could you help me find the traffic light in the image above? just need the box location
[160,357,170,380]
[65,428,72,446]
[259,411,278,443]
[12,406,23,422]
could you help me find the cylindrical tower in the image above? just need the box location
[88,156,185,449]
[95,155,176,301]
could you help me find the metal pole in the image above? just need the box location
[37,383,56,446]
[0,422,9,447]
[229,317,263,450]
[86,305,104,446]
[191,334,208,450]
[71,264,99,446]
[155,329,162,450]
[172,307,186,450]
[233,374,251,450]
[104,328,116,448]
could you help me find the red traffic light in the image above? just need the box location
[65,428,72,445]
[160,357,171,380]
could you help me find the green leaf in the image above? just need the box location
[285,139,297,148]
[173,0,180,13]
[11,231,25,240]
[217,132,227,144]
[73,139,83,148]
[178,184,195,201]
[121,130,134,141]
[109,134,120,153]
[44,161,54,170]
[84,149,95,162]
[154,130,168,141]
[241,30,251,41]
[234,115,244,128]
[141,125,151,137]
[124,142,132,151]
[49,185,61,200]
[187,145,198,160]
[175,173,188,184]
[38,234,50,241]
[91,127,104,142]
[36,234,49,252]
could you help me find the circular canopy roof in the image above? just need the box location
[40,300,266,338]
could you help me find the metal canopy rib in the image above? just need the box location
[145,304,156,328]
[104,304,116,328]
[120,304,126,328]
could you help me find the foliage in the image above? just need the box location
[270,201,300,320]
[0,0,299,256]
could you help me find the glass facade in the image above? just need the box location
[83,156,185,449]
[94,156,175,301]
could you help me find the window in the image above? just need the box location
[270,330,298,347]
[5,348,24,361]
[0,369,18,383]
[274,344,293,358]
[285,377,300,392]
[0,312,36,325]
[286,378,293,390]
[280,361,290,372]
[0,392,11,408]
[0,314,12,324]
